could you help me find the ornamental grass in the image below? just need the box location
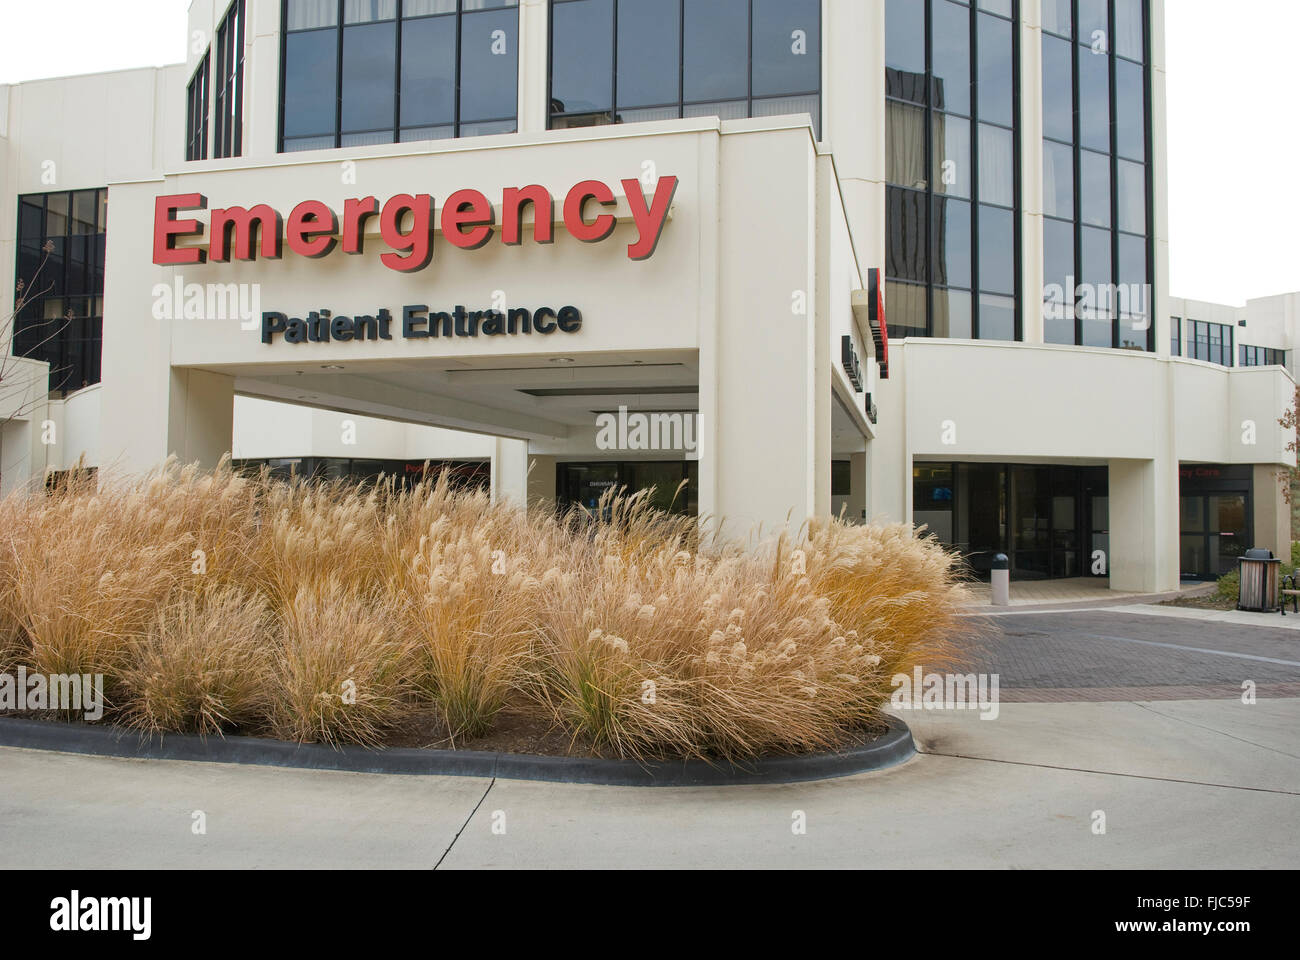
[0,457,971,759]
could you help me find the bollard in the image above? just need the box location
[990,553,1010,606]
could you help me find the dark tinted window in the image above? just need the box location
[341,20,396,135]
[281,0,518,151]
[683,0,748,102]
[551,0,820,136]
[931,0,970,115]
[976,13,1012,126]
[751,0,820,98]
[552,0,612,115]
[1041,35,1073,143]
[459,6,518,122]
[933,197,972,289]
[1077,42,1110,151]
[401,16,456,128]
[977,205,1014,296]
[617,0,679,107]
[283,29,337,138]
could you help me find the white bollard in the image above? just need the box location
[990,554,1010,606]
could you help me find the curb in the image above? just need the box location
[0,715,916,787]
[959,582,1218,615]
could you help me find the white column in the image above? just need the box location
[491,437,529,508]
[1109,456,1179,592]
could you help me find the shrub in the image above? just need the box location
[119,586,272,735]
[0,464,974,759]
[1216,569,1240,601]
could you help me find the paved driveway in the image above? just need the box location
[960,608,1300,700]
[0,606,1296,868]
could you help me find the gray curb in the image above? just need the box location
[0,715,915,787]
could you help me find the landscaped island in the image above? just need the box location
[0,460,968,761]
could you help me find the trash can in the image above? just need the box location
[1238,548,1280,612]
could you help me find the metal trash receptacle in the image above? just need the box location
[1238,549,1280,612]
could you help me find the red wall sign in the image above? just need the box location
[153,176,679,272]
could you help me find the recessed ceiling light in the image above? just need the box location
[549,357,576,364]
[321,364,344,370]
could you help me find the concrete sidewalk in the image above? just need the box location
[1,698,1295,869]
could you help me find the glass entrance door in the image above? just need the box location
[1179,492,1249,579]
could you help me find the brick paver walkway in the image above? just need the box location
[956,610,1300,702]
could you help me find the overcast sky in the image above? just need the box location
[0,0,1295,307]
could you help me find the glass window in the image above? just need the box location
[887,187,928,283]
[978,123,1014,207]
[886,281,928,340]
[886,0,1020,342]
[976,13,1012,127]
[1080,149,1111,228]
[888,101,928,189]
[934,288,973,339]
[214,0,246,158]
[551,0,613,117]
[1080,224,1112,289]
[933,114,971,198]
[1043,140,1073,219]
[978,293,1016,341]
[886,0,926,79]
[1115,58,1146,161]
[341,20,397,136]
[14,190,106,393]
[751,0,820,98]
[978,204,1014,296]
[1078,0,1108,43]
[552,0,819,136]
[401,16,457,129]
[460,5,518,123]
[186,53,210,161]
[344,0,397,22]
[683,0,748,102]
[1043,220,1075,345]
[283,29,338,138]
[1042,0,1072,38]
[287,0,338,29]
[1041,35,1074,143]
[282,0,518,150]
[931,0,971,116]
[1115,0,1144,60]
[617,0,680,108]
[933,197,972,289]
[1078,41,1110,151]
[1117,159,1146,234]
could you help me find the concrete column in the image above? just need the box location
[167,369,235,467]
[1109,457,1180,592]
[704,129,823,543]
[848,450,868,524]
[1252,464,1292,562]
[0,419,33,496]
[491,437,529,508]
[517,0,549,134]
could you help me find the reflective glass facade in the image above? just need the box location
[279,0,519,152]
[885,0,1021,341]
[12,190,108,394]
[548,0,821,138]
[1041,0,1153,349]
